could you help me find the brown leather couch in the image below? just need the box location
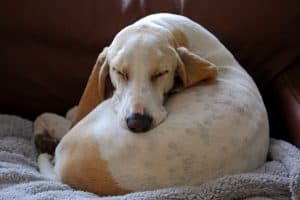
[1,1,299,146]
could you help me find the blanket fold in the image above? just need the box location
[0,115,299,200]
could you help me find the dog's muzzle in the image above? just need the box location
[126,113,153,133]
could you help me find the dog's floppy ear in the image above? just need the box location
[173,47,217,91]
[73,47,112,125]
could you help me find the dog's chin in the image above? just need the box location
[151,110,168,129]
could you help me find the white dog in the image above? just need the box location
[36,13,269,195]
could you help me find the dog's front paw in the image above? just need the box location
[38,153,56,180]
[33,113,71,154]
[66,106,78,121]
[34,133,59,155]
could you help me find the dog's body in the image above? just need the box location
[37,13,269,195]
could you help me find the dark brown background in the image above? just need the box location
[1,0,299,146]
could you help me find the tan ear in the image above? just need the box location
[72,47,111,125]
[174,47,217,91]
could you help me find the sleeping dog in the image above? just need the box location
[36,13,269,195]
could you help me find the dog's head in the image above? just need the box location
[74,23,217,132]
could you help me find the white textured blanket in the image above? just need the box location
[0,114,299,200]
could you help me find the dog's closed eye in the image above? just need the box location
[113,67,129,81]
[151,70,169,81]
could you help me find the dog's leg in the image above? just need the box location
[33,113,71,154]
[38,153,56,180]
[66,106,78,122]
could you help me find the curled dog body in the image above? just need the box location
[37,13,269,195]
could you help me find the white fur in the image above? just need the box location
[38,153,56,180]
[37,13,269,192]
[95,14,268,190]
[79,82,268,191]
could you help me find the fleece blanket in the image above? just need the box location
[0,114,299,200]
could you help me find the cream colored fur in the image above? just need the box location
[36,13,269,195]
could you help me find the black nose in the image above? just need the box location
[126,113,153,133]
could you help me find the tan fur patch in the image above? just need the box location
[172,29,188,47]
[59,132,129,195]
[73,47,109,125]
